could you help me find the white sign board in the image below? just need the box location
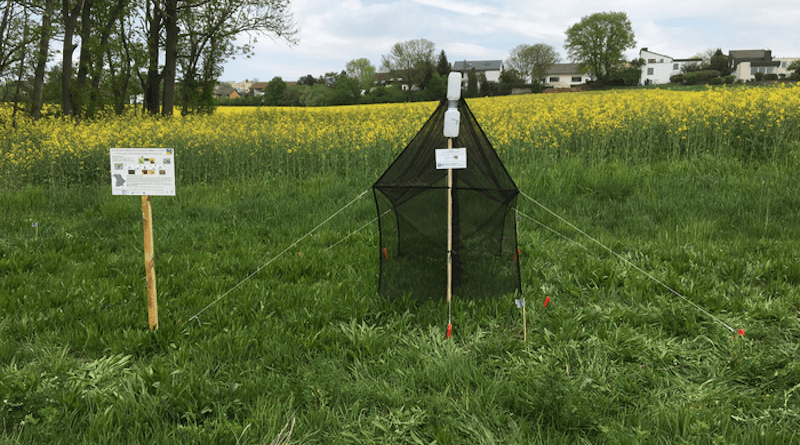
[435,148,467,170]
[110,148,175,196]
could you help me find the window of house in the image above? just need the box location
[782,61,788,68]
[647,68,654,75]
[648,59,656,64]
[549,76,559,82]
[571,76,582,82]
[750,66,775,75]
[659,59,664,63]
[673,63,679,70]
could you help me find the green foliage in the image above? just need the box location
[788,60,800,80]
[565,12,636,82]
[381,39,437,101]
[304,84,335,107]
[684,70,722,85]
[281,84,311,106]
[466,68,479,97]
[709,49,732,75]
[2,151,800,443]
[436,50,450,76]
[330,74,362,106]
[264,76,287,106]
[345,58,377,91]
[361,85,407,104]
[506,43,561,83]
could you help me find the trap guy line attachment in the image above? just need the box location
[185,189,370,325]
[518,190,741,335]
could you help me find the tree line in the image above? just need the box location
[2,9,658,114]
[0,0,296,120]
[222,12,644,108]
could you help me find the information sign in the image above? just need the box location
[435,147,467,170]
[110,148,175,196]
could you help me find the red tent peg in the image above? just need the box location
[543,296,551,308]
[446,323,452,339]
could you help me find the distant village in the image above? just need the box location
[216,48,800,100]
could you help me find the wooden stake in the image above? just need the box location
[142,195,158,331]
[446,138,453,337]
[523,306,527,342]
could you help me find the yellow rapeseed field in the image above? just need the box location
[2,84,799,187]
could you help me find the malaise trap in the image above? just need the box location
[372,98,521,301]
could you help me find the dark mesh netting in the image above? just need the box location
[372,98,521,300]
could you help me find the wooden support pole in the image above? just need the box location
[142,195,158,331]
[446,138,453,338]
[523,306,527,342]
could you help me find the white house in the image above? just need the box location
[541,63,592,88]
[639,48,700,85]
[452,60,503,88]
[775,57,800,78]
[729,50,799,81]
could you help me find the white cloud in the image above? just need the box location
[221,1,800,81]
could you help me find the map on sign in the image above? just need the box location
[110,148,175,196]
[435,147,467,170]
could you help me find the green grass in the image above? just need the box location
[2,155,800,444]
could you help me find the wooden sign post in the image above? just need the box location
[142,195,158,331]
[110,148,175,331]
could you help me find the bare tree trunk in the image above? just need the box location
[74,0,92,118]
[61,0,83,117]
[145,0,161,115]
[31,0,54,120]
[161,0,178,116]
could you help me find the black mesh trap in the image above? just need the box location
[372,98,521,300]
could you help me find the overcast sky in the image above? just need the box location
[221,0,800,82]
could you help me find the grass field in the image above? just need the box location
[2,86,800,443]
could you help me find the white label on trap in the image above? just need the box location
[110,148,176,196]
[515,299,526,308]
[435,148,467,169]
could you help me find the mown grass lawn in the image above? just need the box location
[2,151,799,444]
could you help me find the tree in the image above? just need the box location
[330,72,361,105]
[466,67,478,97]
[297,74,316,86]
[60,0,84,117]
[0,1,38,105]
[680,59,703,74]
[30,0,55,120]
[788,60,800,80]
[381,38,436,101]
[175,0,298,115]
[498,68,524,95]
[506,43,560,83]
[436,50,450,76]
[565,11,636,82]
[345,58,376,91]
[263,76,286,105]
[709,49,731,75]
[305,83,333,107]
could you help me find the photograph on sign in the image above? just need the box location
[110,148,176,196]
[435,147,467,170]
